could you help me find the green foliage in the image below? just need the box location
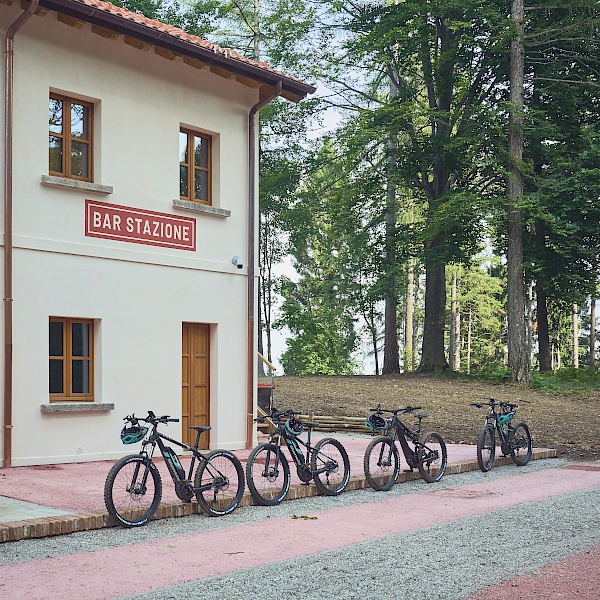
[531,369,600,396]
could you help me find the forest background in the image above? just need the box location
[112,0,600,388]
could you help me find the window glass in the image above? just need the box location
[194,136,208,168]
[49,321,63,356]
[71,103,89,139]
[49,137,63,173]
[71,322,90,357]
[72,360,90,394]
[194,169,208,202]
[49,98,62,134]
[71,142,89,178]
[179,131,188,163]
[49,360,63,394]
[180,165,188,198]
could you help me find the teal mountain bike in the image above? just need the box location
[471,399,532,472]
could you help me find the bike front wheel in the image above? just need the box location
[194,450,245,516]
[104,454,162,527]
[246,443,290,506]
[510,422,532,466]
[477,424,496,472]
[418,432,447,483]
[311,437,350,496]
[364,436,400,491]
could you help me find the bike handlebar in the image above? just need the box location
[470,399,520,411]
[124,412,179,425]
[254,407,298,423]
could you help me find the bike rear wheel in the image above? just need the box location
[477,424,496,472]
[246,443,290,506]
[510,422,532,466]
[194,450,245,516]
[364,436,400,491]
[418,432,447,483]
[311,437,350,496]
[104,454,162,527]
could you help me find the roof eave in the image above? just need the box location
[36,0,316,101]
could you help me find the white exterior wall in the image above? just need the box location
[0,5,259,465]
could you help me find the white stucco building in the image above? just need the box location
[0,0,313,466]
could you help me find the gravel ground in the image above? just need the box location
[2,458,599,600]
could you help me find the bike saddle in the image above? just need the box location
[188,425,211,432]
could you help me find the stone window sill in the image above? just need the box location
[173,199,231,218]
[41,402,115,413]
[41,175,113,195]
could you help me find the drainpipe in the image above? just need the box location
[246,80,282,449]
[3,0,39,468]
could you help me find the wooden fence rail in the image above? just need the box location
[297,414,369,434]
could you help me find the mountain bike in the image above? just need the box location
[104,411,245,527]
[246,408,351,506]
[363,405,447,489]
[470,399,532,472]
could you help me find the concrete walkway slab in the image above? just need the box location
[0,496,71,523]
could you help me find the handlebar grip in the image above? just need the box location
[168,418,179,423]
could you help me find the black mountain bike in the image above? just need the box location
[246,408,351,506]
[471,399,532,472]
[104,411,245,527]
[364,405,447,489]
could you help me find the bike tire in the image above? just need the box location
[363,436,400,491]
[246,443,290,506]
[104,454,162,527]
[311,437,350,496]
[194,450,245,516]
[510,422,532,466]
[477,424,496,472]
[418,432,447,483]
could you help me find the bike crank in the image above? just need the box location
[296,464,313,483]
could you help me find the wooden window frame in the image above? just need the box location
[49,93,94,183]
[179,128,212,205]
[49,317,94,402]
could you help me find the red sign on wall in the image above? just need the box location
[85,200,196,251]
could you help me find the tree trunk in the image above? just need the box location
[420,243,448,372]
[591,292,597,371]
[370,305,379,375]
[506,0,531,383]
[449,268,461,371]
[536,281,552,372]
[467,307,472,374]
[382,71,400,375]
[573,303,579,368]
[526,281,533,362]
[405,259,414,372]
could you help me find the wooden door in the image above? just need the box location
[182,323,210,449]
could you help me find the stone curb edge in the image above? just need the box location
[0,448,557,543]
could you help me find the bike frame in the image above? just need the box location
[387,412,425,469]
[135,421,219,495]
[482,400,516,446]
[263,413,334,479]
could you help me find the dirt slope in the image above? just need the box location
[269,373,599,461]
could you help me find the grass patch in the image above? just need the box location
[531,368,600,395]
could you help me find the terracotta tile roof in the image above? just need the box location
[57,0,312,91]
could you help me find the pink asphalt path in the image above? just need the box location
[467,545,600,599]
[1,465,598,599]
